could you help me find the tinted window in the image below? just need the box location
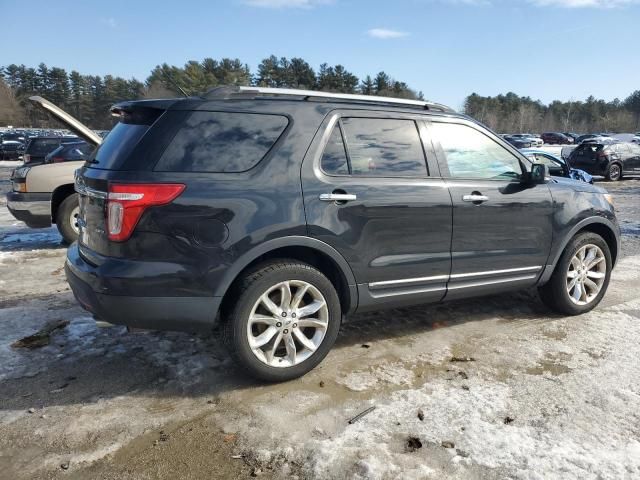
[432,122,523,179]
[27,138,62,156]
[340,118,427,176]
[321,125,349,175]
[155,111,288,173]
[90,122,150,169]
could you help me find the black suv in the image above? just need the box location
[569,142,640,181]
[56,87,619,381]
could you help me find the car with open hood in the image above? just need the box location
[5,97,101,243]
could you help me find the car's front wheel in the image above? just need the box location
[223,260,342,381]
[605,163,622,181]
[538,232,612,315]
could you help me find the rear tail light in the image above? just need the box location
[106,183,185,242]
[52,156,64,163]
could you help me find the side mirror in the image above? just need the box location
[522,162,548,184]
[529,163,548,184]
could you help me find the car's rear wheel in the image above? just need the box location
[605,163,622,181]
[55,193,79,245]
[222,260,342,381]
[538,232,612,315]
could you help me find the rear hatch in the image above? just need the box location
[75,104,172,256]
[29,95,177,257]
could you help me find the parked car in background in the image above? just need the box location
[509,134,543,147]
[44,141,92,164]
[563,132,580,143]
[632,136,640,144]
[0,140,25,160]
[569,142,640,181]
[503,135,532,148]
[6,97,103,244]
[0,131,26,144]
[26,88,621,382]
[521,149,593,183]
[541,132,573,145]
[23,136,80,165]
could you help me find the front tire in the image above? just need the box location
[538,232,612,315]
[605,163,622,181]
[222,260,342,382]
[55,193,80,245]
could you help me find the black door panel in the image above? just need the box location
[301,112,453,310]
[427,119,554,299]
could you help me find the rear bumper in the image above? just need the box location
[6,191,52,228]
[65,243,220,333]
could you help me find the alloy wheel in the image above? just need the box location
[247,280,329,368]
[609,164,621,181]
[566,244,606,306]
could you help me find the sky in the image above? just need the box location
[2,0,640,109]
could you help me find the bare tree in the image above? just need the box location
[0,79,25,126]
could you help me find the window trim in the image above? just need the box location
[427,118,527,181]
[318,113,432,179]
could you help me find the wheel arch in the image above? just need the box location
[540,217,620,284]
[50,183,76,224]
[216,236,358,320]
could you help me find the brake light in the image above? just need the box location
[52,156,64,163]
[596,152,609,159]
[106,183,185,242]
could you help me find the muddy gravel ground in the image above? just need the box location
[1,162,639,480]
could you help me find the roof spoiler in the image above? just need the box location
[28,96,102,147]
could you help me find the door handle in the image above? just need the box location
[319,193,357,202]
[462,194,489,203]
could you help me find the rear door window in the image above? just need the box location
[338,118,427,177]
[155,111,289,173]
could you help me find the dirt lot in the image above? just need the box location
[1,161,639,480]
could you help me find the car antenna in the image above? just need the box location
[163,72,190,98]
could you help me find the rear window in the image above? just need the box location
[88,107,162,169]
[573,144,603,155]
[27,138,61,156]
[154,111,288,173]
[89,123,150,169]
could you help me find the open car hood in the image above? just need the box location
[28,96,102,147]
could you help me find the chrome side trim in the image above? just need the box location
[369,286,447,299]
[447,274,537,290]
[449,266,541,279]
[369,274,449,289]
[368,266,541,290]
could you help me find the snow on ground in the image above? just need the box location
[217,255,640,480]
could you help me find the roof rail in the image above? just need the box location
[202,85,454,113]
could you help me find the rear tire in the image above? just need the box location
[55,193,80,245]
[222,260,342,382]
[538,232,612,316]
[605,163,622,181]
